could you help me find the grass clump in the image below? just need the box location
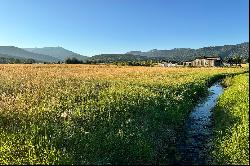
[212,73,249,165]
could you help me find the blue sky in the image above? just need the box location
[0,0,248,56]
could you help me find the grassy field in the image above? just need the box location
[0,64,247,164]
[211,73,249,165]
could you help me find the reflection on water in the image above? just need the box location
[176,83,224,165]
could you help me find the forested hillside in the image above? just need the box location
[87,54,148,63]
[126,42,249,62]
[0,54,36,64]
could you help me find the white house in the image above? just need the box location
[160,62,177,67]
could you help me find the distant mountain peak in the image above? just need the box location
[23,47,87,61]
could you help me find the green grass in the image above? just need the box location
[211,73,249,165]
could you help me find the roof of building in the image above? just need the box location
[195,56,221,60]
[182,56,221,63]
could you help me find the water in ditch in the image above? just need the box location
[175,82,224,165]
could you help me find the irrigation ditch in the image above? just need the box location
[172,71,248,165]
[175,81,223,165]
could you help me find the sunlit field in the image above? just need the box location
[212,73,249,165]
[0,64,247,164]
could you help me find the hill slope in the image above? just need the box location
[0,53,36,64]
[0,46,60,62]
[88,54,148,63]
[126,42,249,62]
[24,47,88,61]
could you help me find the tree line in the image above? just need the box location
[0,57,36,64]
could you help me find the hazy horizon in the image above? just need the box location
[0,0,248,56]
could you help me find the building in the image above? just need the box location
[183,61,192,66]
[183,56,222,67]
[160,62,178,67]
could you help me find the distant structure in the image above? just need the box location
[183,56,223,67]
[160,62,178,67]
[222,62,231,67]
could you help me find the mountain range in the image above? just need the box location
[0,46,60,62]
[126,42,249,62]
[0,46,88,63]
[24,47,88,61]
[88,42,249,63]
[0,42,248,63]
